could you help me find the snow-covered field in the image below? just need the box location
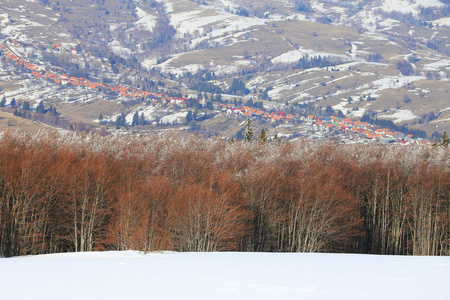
[1,251,449,299]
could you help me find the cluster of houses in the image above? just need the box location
[4,38,84,55]
[219,104,434,145]
[304,115,434,145]
[222,104,298,122]
[0,41,196,105]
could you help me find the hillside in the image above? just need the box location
[0,0,449,140]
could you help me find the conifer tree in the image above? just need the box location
[439,131,449,147]
[193,109,198,120]
[0,96,5,107]
[10,98,15,108]
[132,111,139,127]
[36,101,45,114]
[186,110,193,124]
[116,113,126,129]
[244,118,253,142]
[258,128,267,143]
[139,113,146,125]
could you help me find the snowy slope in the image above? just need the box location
[1,251,449,300]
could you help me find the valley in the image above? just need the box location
[0,0,449,142]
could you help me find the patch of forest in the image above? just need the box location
[0,130,449,257]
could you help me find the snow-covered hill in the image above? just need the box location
[1,251,449,299]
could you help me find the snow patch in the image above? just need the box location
[135,7,157,32]
[423,59,450,71]
[160,111,187,124]
[272,48,349,64]
[378,109,418,123]
[433,17,450,27]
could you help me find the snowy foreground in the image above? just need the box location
[1,251,449,299]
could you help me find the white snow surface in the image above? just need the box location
[272,48,349,64]
[135,7,157,32]
[0,251,449,300]
[380,0,444,15]
[433,17,450,27]
[160,111,187,124]
[378,109,418,123]
[168,7,266,40]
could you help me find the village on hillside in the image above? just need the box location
[0,38,437,145]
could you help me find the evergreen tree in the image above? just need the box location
[132,111,139,127]
[258,128,267,143]
[228,79,249,95]
[98,113,103,121]
[139,113,146,125]
[48,105,57,115]
[193,109,198,120]
[36,101,45,114]
[325,106,334,115]
[439,131,449,147]
[186,110,193,124]
[10,98,15,108]
[0,96,5,107]
[243,118,253,142]
[116,113,126,129]
[23,101,30,111]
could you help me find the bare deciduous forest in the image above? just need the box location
[0,130,449,257]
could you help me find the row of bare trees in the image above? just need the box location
[0,130,448,257]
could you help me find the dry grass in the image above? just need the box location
[0,112,51,132]
[57,98,122,124]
